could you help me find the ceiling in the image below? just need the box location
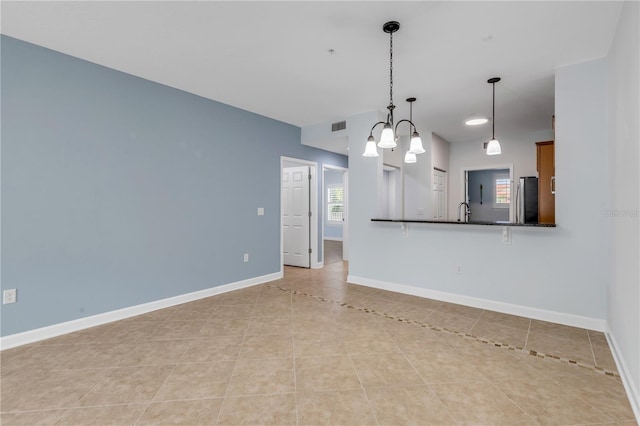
[1,1,623,154]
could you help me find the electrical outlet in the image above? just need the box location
[456,265,463,274]
[257,208,264,216]
[243,253,249,263]
[502,227,512,245]
[3,289,17,304]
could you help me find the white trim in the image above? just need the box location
[346,274,607,332]
[606,327,640,422]
[323,237,343,242]
[0,271,282,351]
[312,261,324,270]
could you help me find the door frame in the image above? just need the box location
[322,164,349,262]
[280,156,320,269]
[460,163,514,222]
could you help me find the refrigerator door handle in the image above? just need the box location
[550,176,556,195]
[515,181,521,223]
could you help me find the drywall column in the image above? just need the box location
[605,0,640,415]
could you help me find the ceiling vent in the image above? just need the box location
[331,121,347,132]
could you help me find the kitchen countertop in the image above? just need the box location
[371,218,556,227]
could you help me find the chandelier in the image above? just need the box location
[362,21,425,162]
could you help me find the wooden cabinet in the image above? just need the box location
[536,141,555,224]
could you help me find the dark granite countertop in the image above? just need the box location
[371,218,556,227]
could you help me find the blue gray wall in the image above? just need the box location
[1,35,347,336]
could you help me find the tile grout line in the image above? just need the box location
[345,351,381,426]
[133,363,178,425]
[289,289,300,426]
[586,330,599,367]
[266,284,621,379]
[523,318,532,349]
[213,295,259,425]
[550,372,622,424]
[485,379,541,424]
[390,331,461,425]
[467,310,485,335]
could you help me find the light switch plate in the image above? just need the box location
[3,289,17,304]
[257,208,264,216]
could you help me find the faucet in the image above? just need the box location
[458,202,471,222]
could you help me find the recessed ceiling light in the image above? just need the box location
[465,116,489,126]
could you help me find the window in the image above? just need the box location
[494,175,511,208]
[327,185,344,222]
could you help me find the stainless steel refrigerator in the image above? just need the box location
[516,177,538,224]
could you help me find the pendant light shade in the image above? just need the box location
[378,123,396,149]
[363,137,379,157]
[404,151,417,163]
[486,138,501,155]
[408,131,425,154]
[486,77,502,156]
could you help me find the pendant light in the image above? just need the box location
[362,21,425,161]
[486,77,502,156]
[404,151,417,163]
[406,97,425,155]
[362,136,379,157]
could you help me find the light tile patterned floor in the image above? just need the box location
[1,261,636,425]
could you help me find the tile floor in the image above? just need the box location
[1,261,636,425]
[323,240,343,265]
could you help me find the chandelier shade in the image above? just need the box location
[363,138,380,157]
[409,131,425,154]
[378,124,396,149]
[404,151,417,163]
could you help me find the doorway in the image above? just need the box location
[281,157,319,269]
[322,165,349,263]
[382,165,402,218]
[461,164,514,223]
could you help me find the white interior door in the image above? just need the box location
[282,166,310,268]
[432,168,447,220]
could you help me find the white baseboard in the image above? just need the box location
[312,261,324,270]
[347,275,607,332]
[323,237,343,242]
[0,271,283,351]
[606,328,640,422]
